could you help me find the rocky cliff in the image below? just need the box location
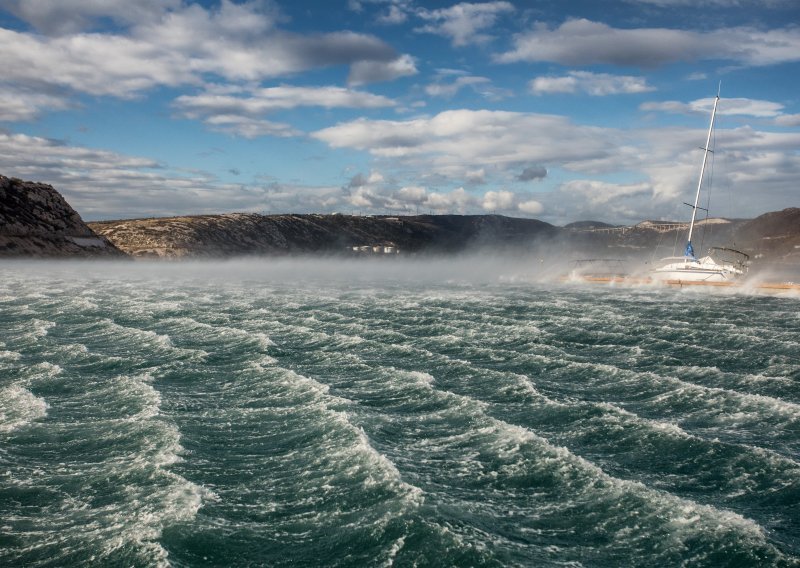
[0,176,124,257]
[88,213,558,258]
[735,208,800,261]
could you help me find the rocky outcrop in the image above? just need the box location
[734,208,800,261]
[0,175,124,257]
[88,213,558,258]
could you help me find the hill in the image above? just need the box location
[0,175,123,258]
[87,213,558,258]
[1,175,797,264]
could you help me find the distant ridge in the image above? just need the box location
[1,175,798,263]
[564,221,618,230]
[88,213,558,258]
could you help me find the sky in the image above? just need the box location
[0,0,798,224]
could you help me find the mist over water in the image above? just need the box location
[1,258,799,566]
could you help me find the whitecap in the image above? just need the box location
[0,385,48,433]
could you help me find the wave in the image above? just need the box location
[0,384,48,434]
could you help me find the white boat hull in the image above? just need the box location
[652,255,743,283]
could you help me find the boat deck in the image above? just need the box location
[564,275,800,294]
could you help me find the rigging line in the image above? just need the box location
[672,224,680,257]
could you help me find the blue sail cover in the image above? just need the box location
[684,241,696,259]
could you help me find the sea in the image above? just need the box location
[1,258,798,567]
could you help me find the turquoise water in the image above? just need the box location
[1,260,799,567]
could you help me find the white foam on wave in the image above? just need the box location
[99,318,207,360]
[655,370,800,425]
[163,316,275,350]
[82,376,213,565]
[30,319,55,339]
[118,372,162,422]
[371,361,783,560]
[477,413,781,558]
[0,384,48,433]
[0,349,22,361]
[26,361,63,381]
[275,366,425,513]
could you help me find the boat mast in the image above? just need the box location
[685,87,720,259]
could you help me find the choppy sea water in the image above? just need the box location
[1,259,798,567]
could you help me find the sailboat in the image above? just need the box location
[651,88,748,284]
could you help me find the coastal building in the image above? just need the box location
[350,242,400,256]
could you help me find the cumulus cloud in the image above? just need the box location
[347,171,385,189]
[423,187,472,212]
[3,115,798,223]
[378,4,409,24]
[425,69,510,100]
[0,86,73,121]
[640,97,786,118]
[339,170,545,216]
[517,166,547,181]
[530,71,654,96]
[0,130,354,219]
[312,109,620,181]
[624,0,791,6]
[200,114,299,139]
[176,85,395,115]
[466,168,487,184]
[347,0,414,24]
[396,185,427,203]
[416,1,515,47]
[482,189,515,211]
[348,54,418,86]
[0,1,410,107]
[559,179,652,205]
[314,105,800,222]
[518,199,543,215]
[775,114,800,127]
[425,75,491,98]
[0,0,184,35]
[497,18,800,67]
[174,85,396,137]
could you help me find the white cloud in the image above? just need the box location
[624,0,791,5]
[559,179,652,206]
[517,166,547,181]
[348,54,418,86]
[396,185,427,202]
[0,0,183,35]
[3,113,798,223]
[466,168,487,184]
[497,19,800,67]
[530,71,654,96]
[0,130,353,219]
[314,106,800,223]
[482,190,515,211]
[426,75,491,98]
[775,114,800,127]
[640,97,786,117]
[423,187,471,212]
[348,186,380,208]
[0,1,409,106]
[518,200,543,215]
[416,1,515,47]
[176,85,395,115]
[313,109,619,180]
[378,4,408,24]
[686,72,708,81]
[0,86,73,121]
[174,85,396,137]
[201,114,299,139]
